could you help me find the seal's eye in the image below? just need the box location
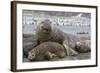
[31,53,35,57]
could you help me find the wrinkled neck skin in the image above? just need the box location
[37,29,52,43]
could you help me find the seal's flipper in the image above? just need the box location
[63,40,78,56]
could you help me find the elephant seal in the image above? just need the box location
[28,42,66,61]
[35,19,90,56]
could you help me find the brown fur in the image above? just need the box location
[28,42,66,61]
[36,19,79,56]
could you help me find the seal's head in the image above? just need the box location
[38,19,52,34]
[28,49,36,61]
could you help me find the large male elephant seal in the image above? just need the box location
[35,19,90,56]
[28,42,66,61]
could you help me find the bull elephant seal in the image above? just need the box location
[28,42,66,61]
[35,19,90,56]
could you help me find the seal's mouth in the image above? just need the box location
[43,29,50,33]
[41,27,51,34]
[28,55,34,60]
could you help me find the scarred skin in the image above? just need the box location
[28,42,66,61]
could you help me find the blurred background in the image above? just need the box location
[22,10,91,35]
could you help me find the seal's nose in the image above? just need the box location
[28,55,34,61]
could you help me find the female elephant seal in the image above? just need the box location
[35,19,90,56]
[28,42,66,61]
